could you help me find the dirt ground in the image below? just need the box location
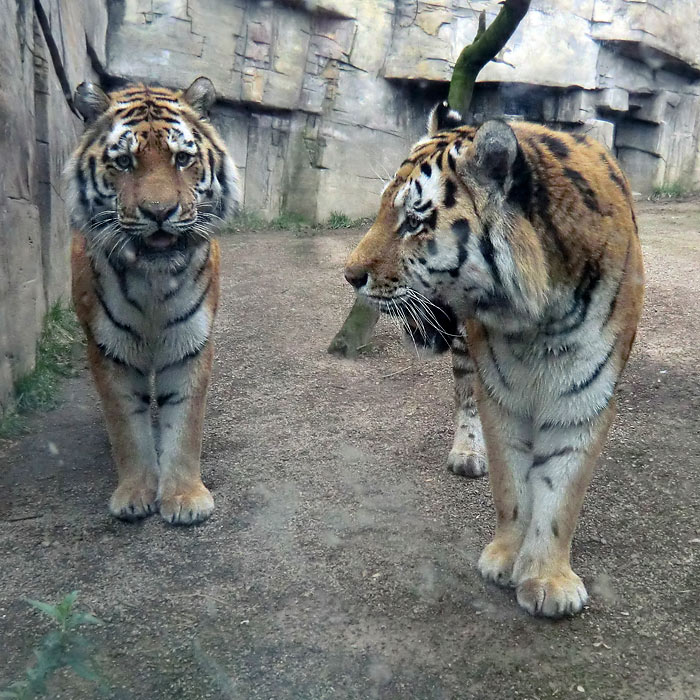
[1,198,699,700]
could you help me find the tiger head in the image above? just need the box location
[344,103,549,346]
[66,77,239,270]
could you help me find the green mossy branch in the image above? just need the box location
[447,0,530,115]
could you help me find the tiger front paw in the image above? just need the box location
[478,539,519,587]
[109,480,158,521]
[159,482,214,525]
[515,569,589,618]
[447,448,488,478]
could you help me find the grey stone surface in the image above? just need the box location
[571,118,616,151]
[0,0,106,416]
[103,0,700,219]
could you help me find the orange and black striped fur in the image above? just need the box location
[66,77,239,524]
[345,103,644,617]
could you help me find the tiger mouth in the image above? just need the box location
[363,293,409,311]
[143,231,179,250]
[135,230,190,257]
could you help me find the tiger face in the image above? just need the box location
[66,77,239,271]
[345,107,549,341]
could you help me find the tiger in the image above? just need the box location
[66,77,240,525]
[344,102,644,617]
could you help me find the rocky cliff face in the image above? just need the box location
[103,0,700,216]
[0,0,107,418]
[2,0,700,415]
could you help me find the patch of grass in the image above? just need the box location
[226,209,312,233]
[328,211,353,229]
[1,591,107,699]
[0,303,81,438]
[651,182,691,199]
[226,209,372,233]
[327,211,371,229]
[269,212,311,232]
[226,208,267,232]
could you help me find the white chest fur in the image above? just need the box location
[89,245,213,373]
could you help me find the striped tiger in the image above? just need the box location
[66,77,239,524]
[344,102,644,617]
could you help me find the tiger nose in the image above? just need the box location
[344,264,369,289]
[139,201,178,224]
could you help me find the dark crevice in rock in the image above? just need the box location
[33,0,83,119]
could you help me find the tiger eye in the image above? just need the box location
[115,154,132,169]
[175,151,191,167]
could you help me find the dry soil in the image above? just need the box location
[1,198,699,699]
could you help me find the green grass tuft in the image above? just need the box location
[225,209,371,234]
[0,303,81,438]
[269,212,311,232]
[651,182,691,199]
[327,211,371,229]
[225,209,311,233]
[225,209,267,232]
[328,211,353,229]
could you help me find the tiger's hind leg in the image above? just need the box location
[154,341,215,525]
[86,341,158,520]
[447,332,487,477]
[512,403,615,618]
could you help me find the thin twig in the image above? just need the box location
[381,365,413,379]
[3,514,44,523]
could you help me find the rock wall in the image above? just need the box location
[2,0,700,415]
[0,0,108,418]
[103,0,700,212]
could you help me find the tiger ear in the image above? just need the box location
[427,101,465,136]
[463,119,518,190]
[74,82,110,123]
[183,76,217,117]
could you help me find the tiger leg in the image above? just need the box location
[447,333,487,477]
[512,403,615,618]
[154,341,215,525]
[476,387,533,586]
[86,341,158,520]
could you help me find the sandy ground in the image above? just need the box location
[1,199,699,700]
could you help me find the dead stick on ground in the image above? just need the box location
[4,514,44,522]
[381,366,412,379]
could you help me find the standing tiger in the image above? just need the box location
[344,103,644,617]
[66,77,239,525]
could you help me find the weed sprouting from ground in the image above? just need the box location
[0,304,81,438]
[1,592,107,699]
[226,209,371,234]
[226,208,267,231]
[328,211,371,229]
[651,182,692,199]
[269,212,311,231]
[328,211,353,229]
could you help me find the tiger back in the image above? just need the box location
[344,103,644,617]
[66,77,239,524]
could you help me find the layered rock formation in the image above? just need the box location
[0,0,107,418]
[1,0,700,415]
[104,0,700,216]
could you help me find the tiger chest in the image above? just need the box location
[91,263,213,372]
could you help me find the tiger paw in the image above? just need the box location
[109,481,158,521]
[516,570,589,618]
[159,483,214,525]
[478,539,519,587]
[447,448,487,478]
